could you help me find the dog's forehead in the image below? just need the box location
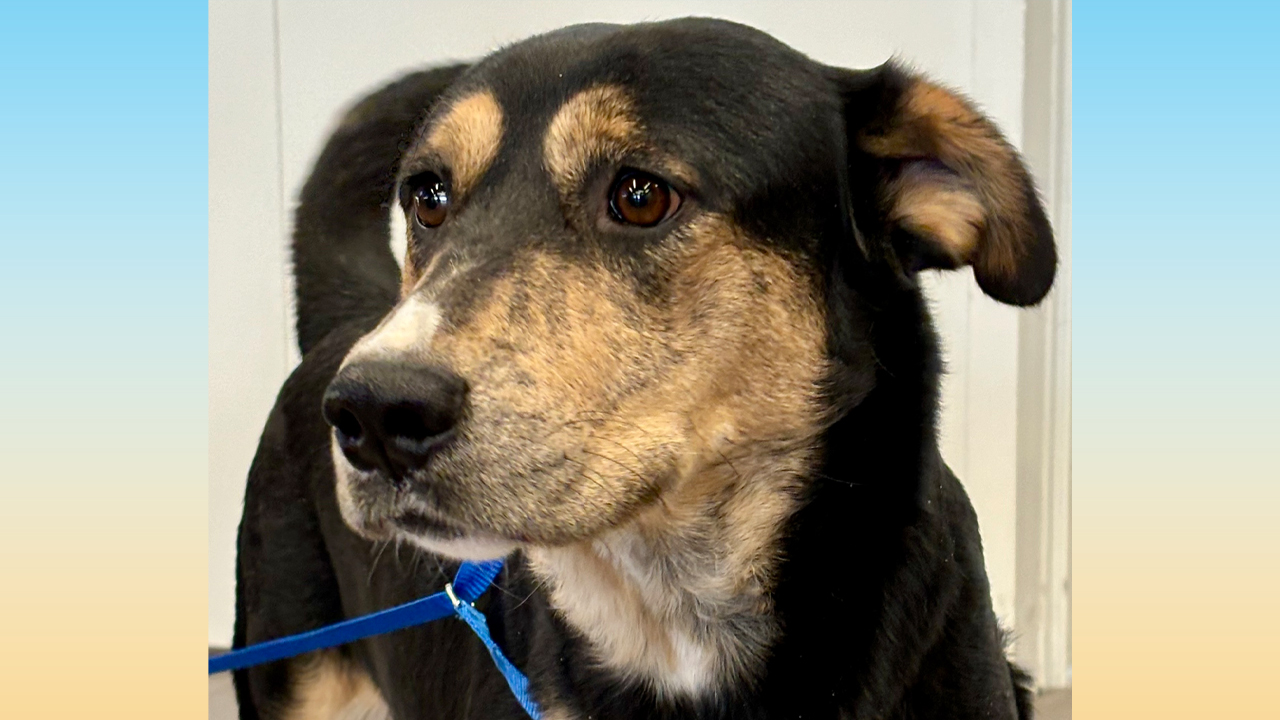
[411,19,839,193]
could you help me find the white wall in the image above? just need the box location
[210,0,292,647]
[210,3,1067,685]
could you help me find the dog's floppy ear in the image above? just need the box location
[837,62,1056,306]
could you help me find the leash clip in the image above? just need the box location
[444,582,464,608]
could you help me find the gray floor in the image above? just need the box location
[209,671,238,720]
[209,671,1070,719]
[1036,688,1072,720]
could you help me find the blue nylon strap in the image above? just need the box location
[451,588,543,719]
[207,559,541,719]
[450,558,504,603]
[207,590,456,674]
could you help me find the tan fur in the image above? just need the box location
[399,246,417,298]
[341,213,827,693]
[316,43,1051,716]
[859,77,1031,280]
[414,213,827,536]
[890,175,986,263]
[541,84,699,203]
[525,449,810,696]
[538,704,581,720]
[512,219,824,693]
[283,652,390,720]
[543,85,643,198]
[423,90,504,197]
[401,247,454,299]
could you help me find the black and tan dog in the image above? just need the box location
[232,18,1054,720]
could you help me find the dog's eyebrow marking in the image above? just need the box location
[423,89,504,197]
[543,84,642,196]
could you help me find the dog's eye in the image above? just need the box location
[408,173,450,228]
[608,171,679,227]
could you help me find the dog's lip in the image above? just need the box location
[390,507,532,545]
[390,509,470,539]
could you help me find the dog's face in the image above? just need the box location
[326,19,1055,561]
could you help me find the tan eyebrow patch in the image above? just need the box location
[543,85,642,196]
[424,90,504,196]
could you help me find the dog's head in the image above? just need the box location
[324,19,1055,561]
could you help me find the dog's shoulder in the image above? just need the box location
[893,462,1026,719]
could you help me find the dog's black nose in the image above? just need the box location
[322,361,468,478]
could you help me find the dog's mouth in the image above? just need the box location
[391,507,468,538]
[332,439,521,560]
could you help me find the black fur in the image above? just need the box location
[233,18,1047,720]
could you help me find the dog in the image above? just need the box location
[232,17,1055,720]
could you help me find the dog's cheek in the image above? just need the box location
[664,216,828,446]
[436,405,663,543]
[427,259,669,531]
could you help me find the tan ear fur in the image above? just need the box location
[853,67,1056,306]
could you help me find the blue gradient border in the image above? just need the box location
[0,2,208,717]
[1074,1,1280,717]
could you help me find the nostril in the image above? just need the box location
[334,407,364,441]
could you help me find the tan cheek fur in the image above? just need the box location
[433,215,826,532]
[466,216,830,695]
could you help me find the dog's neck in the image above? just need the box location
[524,449,811,699]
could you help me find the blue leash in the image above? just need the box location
[209,559,542,719]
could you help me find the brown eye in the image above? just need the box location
[609,171,678,227]
[410,173,450,228]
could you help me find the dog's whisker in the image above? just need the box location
[507,576,551,612]
[367,540,392,586]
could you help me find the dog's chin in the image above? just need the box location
[399,530,519,562]
[384,505,520,560]
[332,440,518,562]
